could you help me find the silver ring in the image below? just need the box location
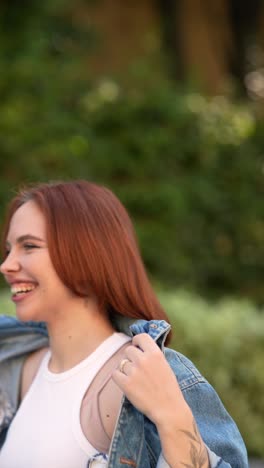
[119,358,130,374]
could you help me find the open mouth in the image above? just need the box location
[11,283,37,298]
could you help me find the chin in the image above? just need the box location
[16,307,44,323]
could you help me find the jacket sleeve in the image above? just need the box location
[164,349,249,468]
[182,380,248,467]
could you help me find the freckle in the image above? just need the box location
[68,335,72,340]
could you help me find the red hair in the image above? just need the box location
[2,181,171,341]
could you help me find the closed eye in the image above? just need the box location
[23,244,40,251]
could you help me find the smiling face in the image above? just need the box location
[0,200,76,323]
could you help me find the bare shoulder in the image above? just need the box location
[20,347,49,401]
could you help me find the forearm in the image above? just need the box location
[156,407,209,468]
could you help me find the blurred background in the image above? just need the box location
[0,0,264,461]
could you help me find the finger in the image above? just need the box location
[112,367,126,383]
[118,358,132,375]
[125,344,143,363]
[132,333,160,353]
[112,367,130,392]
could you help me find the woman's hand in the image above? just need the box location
[113,333,184,424]
[112,333,209,468]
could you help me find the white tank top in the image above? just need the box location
[0,332,130,468]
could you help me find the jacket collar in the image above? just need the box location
[0,314,171,356]
[111,314,171,349]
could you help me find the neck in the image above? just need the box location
[46,297,115,373]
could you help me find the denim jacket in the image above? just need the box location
[0,315,248,468]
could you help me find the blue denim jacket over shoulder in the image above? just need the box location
[0,315,248,467]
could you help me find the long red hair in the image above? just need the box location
[2,181,171,341]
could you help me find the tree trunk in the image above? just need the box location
[176,0,232,94]
[74,0,161,76]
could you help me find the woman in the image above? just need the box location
[0,180,247,468]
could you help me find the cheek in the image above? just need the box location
[41,273,69,297]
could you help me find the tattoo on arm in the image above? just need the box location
[179,419,209,468]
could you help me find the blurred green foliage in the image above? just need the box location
[161,289,264,458]
[0,290,15,316]
[1,1,264,302]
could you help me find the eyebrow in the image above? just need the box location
[6,234,46,246]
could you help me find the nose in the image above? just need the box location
[0,250,21,275]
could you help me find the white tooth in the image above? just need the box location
[11,285,35,294]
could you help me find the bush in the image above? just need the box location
[1,77,264,301]
[160,289,264,458]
